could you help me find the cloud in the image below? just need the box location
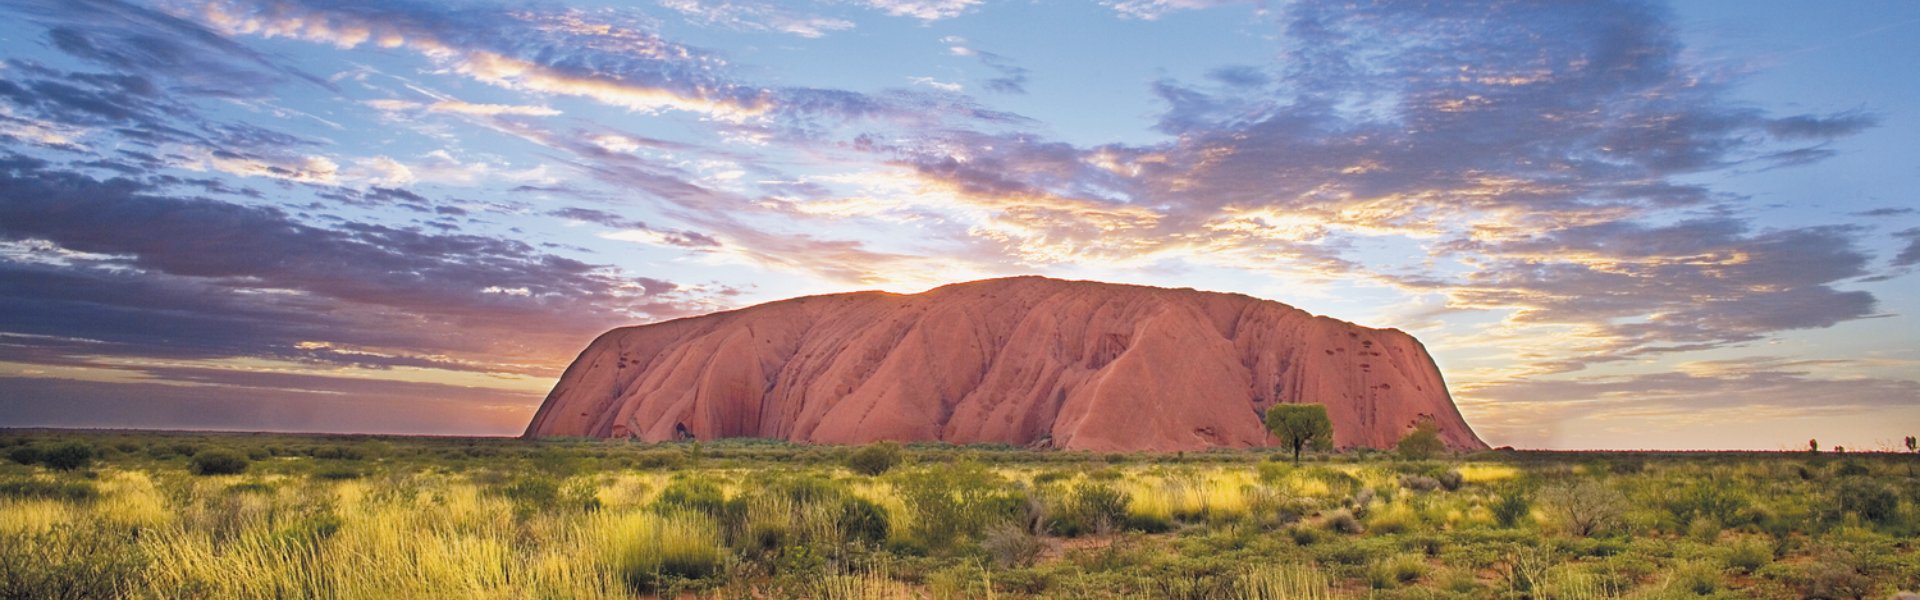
[193,0,773,118]
[0,158,718,377]
[1893,228,1920,267]
[857,0,980,21]
[657,0,855,38]
[1102,0,1246,20]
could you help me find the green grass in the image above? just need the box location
[0,431,1917,598]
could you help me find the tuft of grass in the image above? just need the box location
[1228,563,1333,599]
[596,510,727,593]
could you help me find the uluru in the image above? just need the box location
[525,276,1485,452]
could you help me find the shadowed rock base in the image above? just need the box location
[525,276,1485,452]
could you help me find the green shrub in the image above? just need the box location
[1366,553,1429,588]
[313,465,364,480]
[5,446,43,466]
[837,496,890,545]
[1539,479,1625,537]
[654,479,728,516]
[1492,486,1532,528]
[188,449,250,475]
[1052,484,1129,537]
[40,442,95,471]
[0,479,99,502]
[890,462,1016,548]
[1669,560,1720,595]
[1395,421,1444,461]
[847,442,904,476]
[1834,478,1898,524]
[311,445,363,460]
[1722,538,1771,574]
[1789,548,1872,600]
[1665,480,1748,527]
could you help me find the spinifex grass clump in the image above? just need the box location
[596,510,726,593]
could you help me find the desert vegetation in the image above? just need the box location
[2,431,1917,598]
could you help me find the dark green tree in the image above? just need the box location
[1264,404,1333,465]
[41,441,95,471]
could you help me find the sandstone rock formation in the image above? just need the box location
[525,276,1485,452]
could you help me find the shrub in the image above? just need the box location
[890,462,1017,547]
[1789,548,1873,600]
[310,445,363,460]
[1539,479,1626,537]
[1437,470,1464,491]
[837,496,890,545]
[1324,509,1363,534]
[188,449,250,476]
[846,442,904,476]
[1723,539,1771,575]
[313,466,364,480]
[1666,481,1748,528]
[1399,474,1442,493]
[0,479,99,502]
[1366,553,1429,588]
[1492,486,1532,528]
[980,523,1045,568]
[654,479,728,516]
[5,446,43,466]
[40,442,95,471]
[1669,560,1720,596]
[1052,484,1129,537]
[1395,421,1445,461]
[1834,478,1898,524]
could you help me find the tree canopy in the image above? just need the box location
[1264,404,1333,464]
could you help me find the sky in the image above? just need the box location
[0,0,1915,450]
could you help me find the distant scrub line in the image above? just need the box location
[1,432,1918,598]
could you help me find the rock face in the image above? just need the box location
[525,276,1485,452]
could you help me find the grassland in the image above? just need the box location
[1,431,1916,599]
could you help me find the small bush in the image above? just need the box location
[1367,553,1429,588]
[1395,421,1445,461]
[1400,474,1442,492]
[1539,479,1625,537]
[311,445,363,460]
[6,446,43,466]
[1722,539,1771,575]
[837,496,890,545]
[188,449,250,476]
[981,523,1045,568]
[1493,486,1531,528]
[1324,509,1363,534]
[654,479,728,516]
[0,479,99,502]
[1669,560,1720,596]
[313,466,364,480]
[40,442,95,471]
[1437,470,1464,491]
[1790,549,1872,600]
[1834,478,1898,524]
[1052,484,1129,537]
[847,442,904,476]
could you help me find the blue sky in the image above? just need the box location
[0,0,1914,449]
